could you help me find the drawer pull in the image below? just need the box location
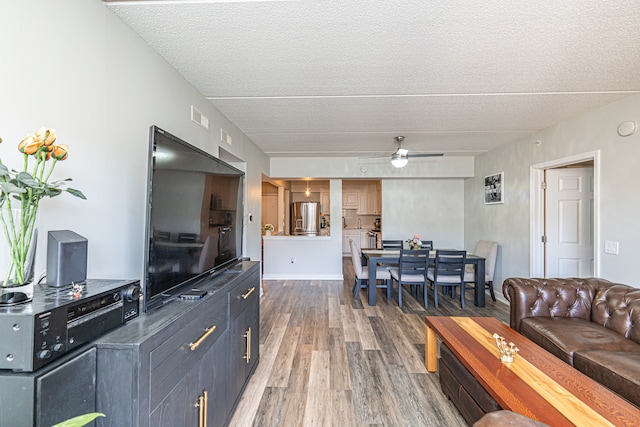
[241,287,256,300]
[196,390,208,427]
[189,325,217,351]
[243,327,251,363]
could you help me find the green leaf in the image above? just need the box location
[66,188,87,200]
[45,188,63,197]
[0,182,27,194]
[16,171,40,188]
[0,164,9,177]
[51,412,105,427]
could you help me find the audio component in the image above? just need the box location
[47,230,88,288]
[0,279,141,372]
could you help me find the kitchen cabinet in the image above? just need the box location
[360,230,370,249]
[357,193,367,214]
[343,229,360,254]
[95,262,260,427]
[343,192,358,208]
[367,190,381,215]
[320,192,330,213]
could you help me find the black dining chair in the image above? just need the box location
[427,250,467,309]
[389,249,430,308]
[420,240,433,250]
[177,232,198,243]
[380,239,403,270]
[382,240,403,249]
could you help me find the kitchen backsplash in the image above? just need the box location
[342,210,379,229]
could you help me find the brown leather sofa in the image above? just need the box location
[503,277,640,408]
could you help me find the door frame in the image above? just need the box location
[530,150,600,277]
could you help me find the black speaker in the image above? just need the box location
[47,230,88,288]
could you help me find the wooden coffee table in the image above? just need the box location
[424,316,640,427]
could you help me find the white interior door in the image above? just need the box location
[545,167,594,277]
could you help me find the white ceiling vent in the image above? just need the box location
[220,128,232,146]
[191,105,209,131]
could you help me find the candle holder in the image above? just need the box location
[493,333,519,363]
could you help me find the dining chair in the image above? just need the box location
[155,230,171,242]
[427,250,467,309]
[389,249,430,308]
[189,235,216,274]
[349,239,391,299]
[382,240,403,249]
[463,240,499,301]
[420,240,433,250]
[177,232,198,243]
[380,239,403,270]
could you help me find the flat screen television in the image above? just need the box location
[143,125,245,310]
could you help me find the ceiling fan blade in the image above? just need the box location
[407,153,444,158]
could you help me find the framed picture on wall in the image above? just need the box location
[484,172,504,204]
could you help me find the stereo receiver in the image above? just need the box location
[0,279,140,372]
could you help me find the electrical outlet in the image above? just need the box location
[604,241,619,255]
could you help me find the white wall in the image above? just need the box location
[382,179,465,249]
[1,1,269,282]
[466,94,640,290]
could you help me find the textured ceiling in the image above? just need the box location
[104,0,640,158]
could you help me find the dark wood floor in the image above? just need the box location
[229,258,510,426]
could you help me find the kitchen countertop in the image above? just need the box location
[263,234,331,240]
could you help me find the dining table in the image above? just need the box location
[360,248,487,308]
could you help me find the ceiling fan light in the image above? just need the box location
[391,152,408,168]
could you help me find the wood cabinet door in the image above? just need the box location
[343,192,358,207]
[320,192,330,213]
[197,330,230,427]
[149,366,199,427]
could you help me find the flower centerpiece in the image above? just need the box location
[407,234,422,250]
[0,127,86,294]
[262,223,274,235]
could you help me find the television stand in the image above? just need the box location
[95,261,260,427]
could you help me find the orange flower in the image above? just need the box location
[18,134,42,155]
[52,144,68,161]
[35,127,57,146]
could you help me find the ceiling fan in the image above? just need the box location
[390,136,443,168]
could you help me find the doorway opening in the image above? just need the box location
[530,151,600,278]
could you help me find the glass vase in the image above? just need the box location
[0,207,38,305]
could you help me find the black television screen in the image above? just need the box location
[144,126,244,310]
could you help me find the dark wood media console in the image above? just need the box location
[95,261,260,427]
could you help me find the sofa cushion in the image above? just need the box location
[591,285,640,345]
[574,350,640,408]
[520,317,640,365]
[502,278,599,331]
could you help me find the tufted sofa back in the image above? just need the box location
[503,277,603,331]
[592,285,640,344]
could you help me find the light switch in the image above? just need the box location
[604,241,619,255]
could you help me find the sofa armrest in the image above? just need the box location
[502,278,598,331]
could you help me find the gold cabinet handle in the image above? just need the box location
[189,325,217,351]
[196,390,208,427]
[241,287,256,300]
[243,327,251,363]
[203,390,208,427]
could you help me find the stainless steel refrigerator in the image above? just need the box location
[291,202,320,236]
